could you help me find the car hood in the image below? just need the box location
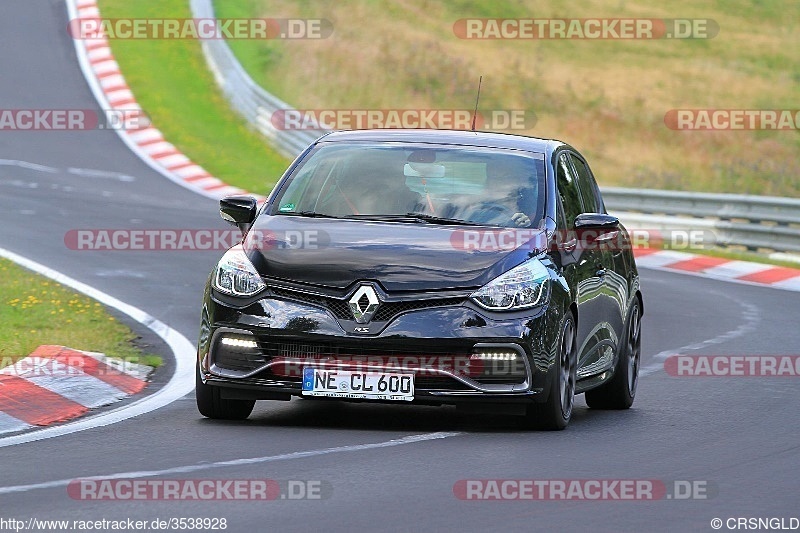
[243,215,546,292]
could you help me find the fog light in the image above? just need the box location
[468,349,526,383]
[213,334,264,373]
[470,351,518,362]
[220,336,258,350]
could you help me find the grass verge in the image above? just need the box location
[97,0,290,196]
[215,0,799,197]
[0,258,161,369]
[90,1,797,268]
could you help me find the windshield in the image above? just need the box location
[271,142,546,228]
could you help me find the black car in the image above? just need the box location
[196,129,643,430]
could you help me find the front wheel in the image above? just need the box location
[523,313,577,430]
[196,365,255,420]
[585,300,642,410]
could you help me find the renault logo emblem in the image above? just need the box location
[349,285,380,324]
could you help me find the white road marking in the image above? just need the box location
[67,167,135,181]
[0,431,462,494]
[0,158,136,182]
[702,260,772,279]
[93,269,148,279]
[773,277,800,291]
[634,251,694,269]
[0,431,461,495]
[0,159,59,173]
[23,374,129,409]
[0,413,33,436]
[0,180,39,189]
[0,247,195,448]
[640,286,762,377]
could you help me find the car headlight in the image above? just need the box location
[470,259,549,311]
[213,245,266,297]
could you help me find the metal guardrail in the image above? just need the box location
[190,0,326,159]
[191,0,800,256]
[602,188,800,227]
[604,188,800,254]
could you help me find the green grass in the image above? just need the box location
[215,0,800,197]
[0,259,161,369]
[97,0,290,196]
[86,1,797,266]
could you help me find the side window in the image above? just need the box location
[568,153,604,214]
[555,194,567,231]
[556,153,581,227]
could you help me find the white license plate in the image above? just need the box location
[301,368,414,401]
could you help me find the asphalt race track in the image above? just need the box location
[1,2,798,532]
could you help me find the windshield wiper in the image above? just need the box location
[344,214,425,223]
[279,211,481,226]
[405,212,482,226]
[280,211,344,219]
[342,213,481,226]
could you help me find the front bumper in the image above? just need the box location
[198,285,562,405]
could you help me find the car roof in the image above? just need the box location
[317,129,565,153]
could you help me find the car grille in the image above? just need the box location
[270,286,464,322]
[255,339,469,362]
[260,369,473,392]
[212,336,529,391]
[255,339,476,390]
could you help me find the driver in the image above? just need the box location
[484,158,538,227]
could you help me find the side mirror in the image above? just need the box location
[220,196,258,236]
[573,212,619,229]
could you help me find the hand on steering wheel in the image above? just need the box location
[466,201,530,227]
[511,212,532,227]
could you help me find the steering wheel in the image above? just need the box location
[463,201,518,226]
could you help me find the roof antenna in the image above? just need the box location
[470,76,482,131]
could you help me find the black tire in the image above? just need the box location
[196,365,255,420]
[523,313,577,430]
[585,300,642,410]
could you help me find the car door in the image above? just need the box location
[555,152,608,373]
[566,151,627,375]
